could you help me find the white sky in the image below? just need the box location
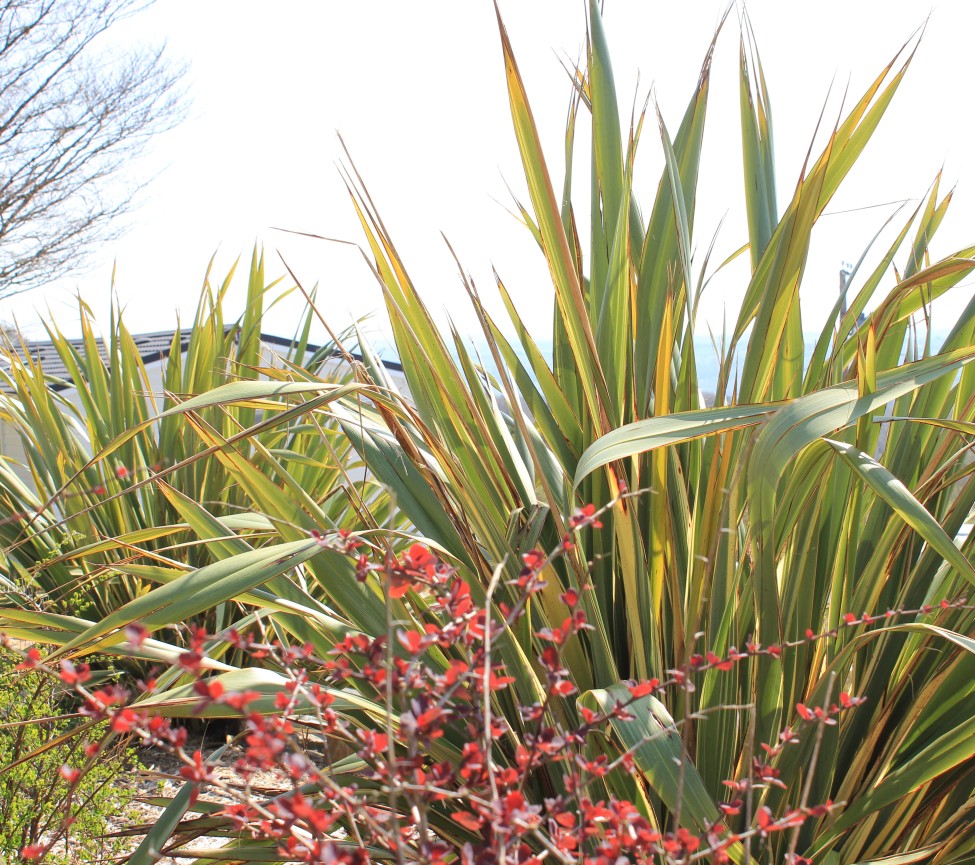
[4,0,975,351]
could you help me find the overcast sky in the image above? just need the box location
[5,0,974,350]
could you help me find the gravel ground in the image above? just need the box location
[99,737,292,864]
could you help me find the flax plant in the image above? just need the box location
[0,251,391,643]
[1,4,974,863]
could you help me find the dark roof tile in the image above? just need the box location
[1,328,403,395]
[1,328,194,393]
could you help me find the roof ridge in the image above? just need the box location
[1,327,403,394]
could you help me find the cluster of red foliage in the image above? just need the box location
[11,503,965,864]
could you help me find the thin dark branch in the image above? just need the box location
[0,0,187,296]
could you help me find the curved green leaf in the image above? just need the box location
[53,540,323,657]
[826,438,975,586]
[127,745,227,865]
[574,403,776,486]
[580,683,718,831]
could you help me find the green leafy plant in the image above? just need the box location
[6,520,879,864]
[2,3,975,864]
[0,648,135,863]
[0,250,393,646]
[306,8,975,859]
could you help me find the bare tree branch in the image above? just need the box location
[0,0,186,298]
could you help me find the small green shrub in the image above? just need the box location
[0,648,135,864]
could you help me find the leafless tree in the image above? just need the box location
[0,0,185,298]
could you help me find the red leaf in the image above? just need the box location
[560,588,579,607]
[796,703,815,721]
[398,630,426,654]
[554,811,576,828]
[387,574,415,599]
[628,678,660,698]
[451,811,483,831]
[110,707,140,733]
[179,749,211,783]
[403,543,438,576]
[15,647,41,670]
[552,679,576,697]
[177,651,202,673]
[223,690,261,711]
[192,679,225,702]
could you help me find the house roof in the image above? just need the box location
[0,328,194,393]
[0,327,402,394]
